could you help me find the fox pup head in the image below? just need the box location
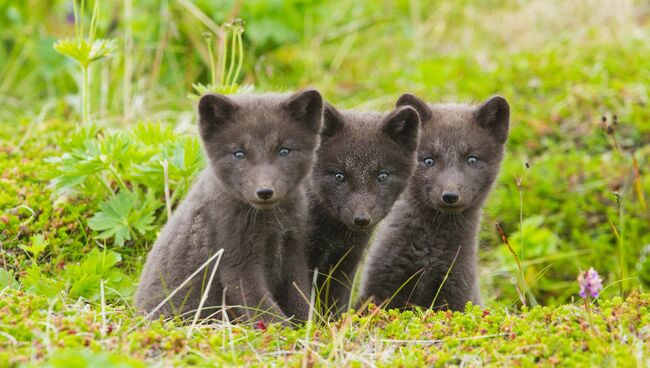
[312,104,420,230]
[397,93,510,214]
[198,90,323,209]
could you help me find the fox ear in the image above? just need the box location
[283,89,323,134]
[198,93,238,138]
[475,95,510,144]
[396,93,432,124]
[321,103,345,138]
[382,105,421,152]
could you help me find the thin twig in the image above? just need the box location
[378,333,509,345]
[130,249,225,331]
[430,244,461,309]
[161,159,172,219]
[100,279,107,338]
[301,270,319,368]
[187,250,224,338]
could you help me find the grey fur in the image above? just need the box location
[306,103,420,316]
[360,94,510,311]
[134,90,323,326]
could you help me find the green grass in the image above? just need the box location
[1,0,650,366]
[0,291,650,367]
[2,290,649,366]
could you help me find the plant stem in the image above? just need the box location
[234,29,244,86]
[225,27,239,87]
[519,190,524,270]
[94,173,114,195]
[161,159,172,220]
[207,34,217,86]
[429,244,461,310]
[218,30,227,87]
[123,0,134,122]
[108,164,129,192]
[78,0,85,39]
[616,193,626,296]
[82,64,90,124]
[89,0,99,42]
[584,296,597,335]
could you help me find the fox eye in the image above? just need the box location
[467,156,478,165]
[233,151,246,159]
[377,173,388,182]
[423,158,435,167]
[278,148,291,157]
[334,173,345,182]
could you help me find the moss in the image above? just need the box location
[1,1,650,366]
[0,290,647,366]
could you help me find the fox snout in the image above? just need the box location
[430,182,471,213]
[441,191,460,204]
[255,187,275,200]
[435,187,464,209]
[249,184,279,208]
[344,203,374,230]
[245,166,285,208]
[352,211,372,228]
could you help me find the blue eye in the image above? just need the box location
[377,173,388,182]
[234,151,245,159]
[334,173,345,182]
[423,158,435,167]
[279,148,291,157]
[467,156,478,165]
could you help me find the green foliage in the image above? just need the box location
[54,37,117,69]
[1,289,649,366]
[22,264,65,298]
[52,0,116,125]
[88,191,157,247]
[48,127,111,194]
[48,121,203,246]
[20,234,50,260]
[42,349,145,368]
[2,0,650,365]
[63,248,133,300]
[0,268,19,290]
[188,20,254,99]
[21,248,132,301]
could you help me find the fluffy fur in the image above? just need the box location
[307,103,420,315]
[360,94,510,311]
[134,90,323,325]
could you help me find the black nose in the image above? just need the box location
[353,215,371,228]
[256,188,275,200]
[442,191,460,204]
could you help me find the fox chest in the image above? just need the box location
[405,230,457,272]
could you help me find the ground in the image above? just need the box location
[1,0,649,366]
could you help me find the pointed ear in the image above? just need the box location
[283,89,323,134]
[381,105,421,152]
[198,93,237,138]
[475,95,510,144]
[396,93,432,123]
[321,103,345,138]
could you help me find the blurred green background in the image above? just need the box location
[1,0,649,308]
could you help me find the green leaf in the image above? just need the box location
[80,248,122,275]
[188,82,254,100]
[19,234,49,259]
[88,191,133,246]
[63,249,133,301]
[49,139,109,194]
[42,348,146,368]
[88,190,157,246]
[54,38,117,67]
[129,121,176,146]
[0,268,19,290]
[22,264,64,298]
